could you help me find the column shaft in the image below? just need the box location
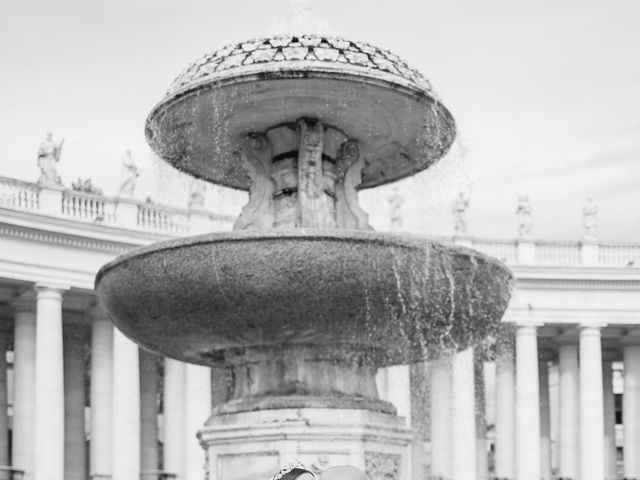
[451,347,476,480]
[164,359,186,479]
[602,357,617,478]
[64,330,87,480]
[34,286,66,480]
[475,356,488,480]
[12,305,36,479]
[90,310,113,478]
[579,326,604,480]
[386,364,412,423]
[184,364,212,480]
[0,330,9,466]
[516,325,540,480]
[494,349,515,480]
[539,359,552,480]
[375,367,389,401]
[558,341,579,479]
[429,356,451,479]
[140,350,159,475]
[623,341,640,479]
[112,329,140,480]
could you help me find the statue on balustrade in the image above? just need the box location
[452,191,469,236]
[516,195,533,238]
[583,197,598,242]
[71,177,102,195]
[118,150,141,198]
[188,179,206,209]
[37,132,64,186]
[388,186,404,231]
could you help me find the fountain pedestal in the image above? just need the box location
[199,408,412,480]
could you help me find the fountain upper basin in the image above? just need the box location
[145,35,456,190]
[95,229,512,367]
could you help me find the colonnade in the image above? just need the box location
[2,285,212,480]
[426,323,640,480]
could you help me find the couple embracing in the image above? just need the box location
[272,461,366,480]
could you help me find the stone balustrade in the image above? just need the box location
[0,175,234,235]
[1,175,639,266]
[0,466,25,480]
[451,236,640,268]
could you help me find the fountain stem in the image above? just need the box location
[234,118,371,231]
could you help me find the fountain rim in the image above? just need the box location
[144,67,456,192]
[95,228,510,289]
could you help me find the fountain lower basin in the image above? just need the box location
[95,229,512,371]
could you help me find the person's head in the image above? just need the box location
[272,462,316,480]
[320,466,366,480]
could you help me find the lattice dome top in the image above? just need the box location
[166,35,433,97]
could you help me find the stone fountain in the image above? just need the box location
[95,35,512,480]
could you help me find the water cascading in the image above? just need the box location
[95,35,513,480]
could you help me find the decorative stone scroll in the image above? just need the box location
[364,452,401,480]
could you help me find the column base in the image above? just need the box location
[199,408,413,480]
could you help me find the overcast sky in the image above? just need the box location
[1,0,638,240]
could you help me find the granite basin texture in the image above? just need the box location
[145,35,455,190]
[95,229,512,368]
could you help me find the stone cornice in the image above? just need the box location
[0,207,171,248]
[515,278,640,291]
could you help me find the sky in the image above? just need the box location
[1,0,639,240]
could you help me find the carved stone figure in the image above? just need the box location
[233,134,276,230]
[37,132,64,186]
[516,195,533,238]
[188,179,206,209]
[388,187,404,231]
[297,119,335,228]
[118,150,141,198]
[335,140,371,230]
[583,197,598,242]
[452,191,469,235]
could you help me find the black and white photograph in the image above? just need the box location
[0,1,639,480]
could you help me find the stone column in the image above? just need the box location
[12,298,36,479]
[140,350,159,476]
[494,345,516,480]
[602,350,617,479]
[64,328,87,480]
[429,355,451,480]
[0,326,9,467]
[623,332,640,480]
[579,325,604,480]
[34,284,68,480]
[515,324,540,480]
[184,364,212,480]
[538,356,552,480]
[164,358,186,479]
[375,368,389,401]
[112,329,140,480]
[558,337,579,479]
[451,347,476,480]
[475,354,488,480]
[90,305,113,479]
[386,364,412,424]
